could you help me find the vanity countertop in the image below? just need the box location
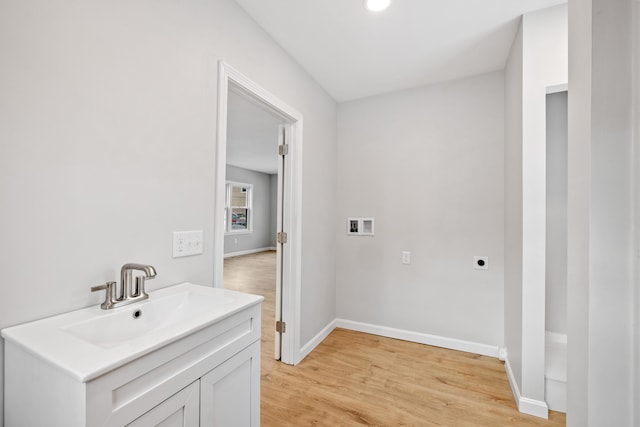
[1,282,263,382]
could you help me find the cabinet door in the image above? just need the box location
[200,341,260,427]
[127,381,200,427]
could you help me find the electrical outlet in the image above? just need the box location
[173,230,204,258]
[474,256,488,270]
[402,251,411,265]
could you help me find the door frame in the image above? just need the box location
[214,61,303,365]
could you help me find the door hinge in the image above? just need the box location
[277,231,288,244]
[279,144,289,156]
[276,320,286,333]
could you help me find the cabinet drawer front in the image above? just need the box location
[87,305,260,426]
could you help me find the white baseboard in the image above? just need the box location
[544,332,567,413]
[224,247,276,258]
[498,347,507,361]
[519,397,549,419]
[545,377,567,413]
[298,319,337,363]
[504,356,522,409]
[335,319,500,358]
[545,331,567,345]
[504,352,549,419]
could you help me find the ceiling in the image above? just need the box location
[233,0,566,102]
[227,88,283,175]
[226,0,566,174]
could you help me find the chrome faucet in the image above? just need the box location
[91,263,157,310]
[120,263,157,300]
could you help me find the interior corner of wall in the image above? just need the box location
[297,318,337,364]
[499,346,508,361]
[503,351,521,407]
[504,346,549,419]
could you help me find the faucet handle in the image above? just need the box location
[91,281,117,310]
[91,281,115,293]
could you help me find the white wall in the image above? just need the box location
[566,1,591,424]
[504,20,524,393]
[0,0,337,422]
[545,91,568,335]
[635,1,640,422]
[224,165,275,255]
[521,5,568,410]
[567,0,636,425]
[503,5,568,417]
[336,71,505,351]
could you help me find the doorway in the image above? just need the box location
[214,61,303,365]
[545,88,568,413]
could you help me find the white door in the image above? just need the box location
[274,124,287,360]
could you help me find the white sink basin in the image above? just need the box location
[63,289,233,349]
[1,283,262,381]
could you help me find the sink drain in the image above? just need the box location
[132,309,142,319]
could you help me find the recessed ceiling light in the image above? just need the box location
[364,0,391,12]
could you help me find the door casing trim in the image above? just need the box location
[214,61,303,365]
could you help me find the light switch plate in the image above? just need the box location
[173,230,204,258]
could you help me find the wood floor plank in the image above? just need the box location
[224,251,565,426]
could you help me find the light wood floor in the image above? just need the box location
[224,251,566,426]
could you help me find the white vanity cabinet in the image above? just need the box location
[128,341,260,427]
[2,283,262,427]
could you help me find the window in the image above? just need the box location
[225,181,253,233]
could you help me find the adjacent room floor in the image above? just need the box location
[224,251,565,426]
